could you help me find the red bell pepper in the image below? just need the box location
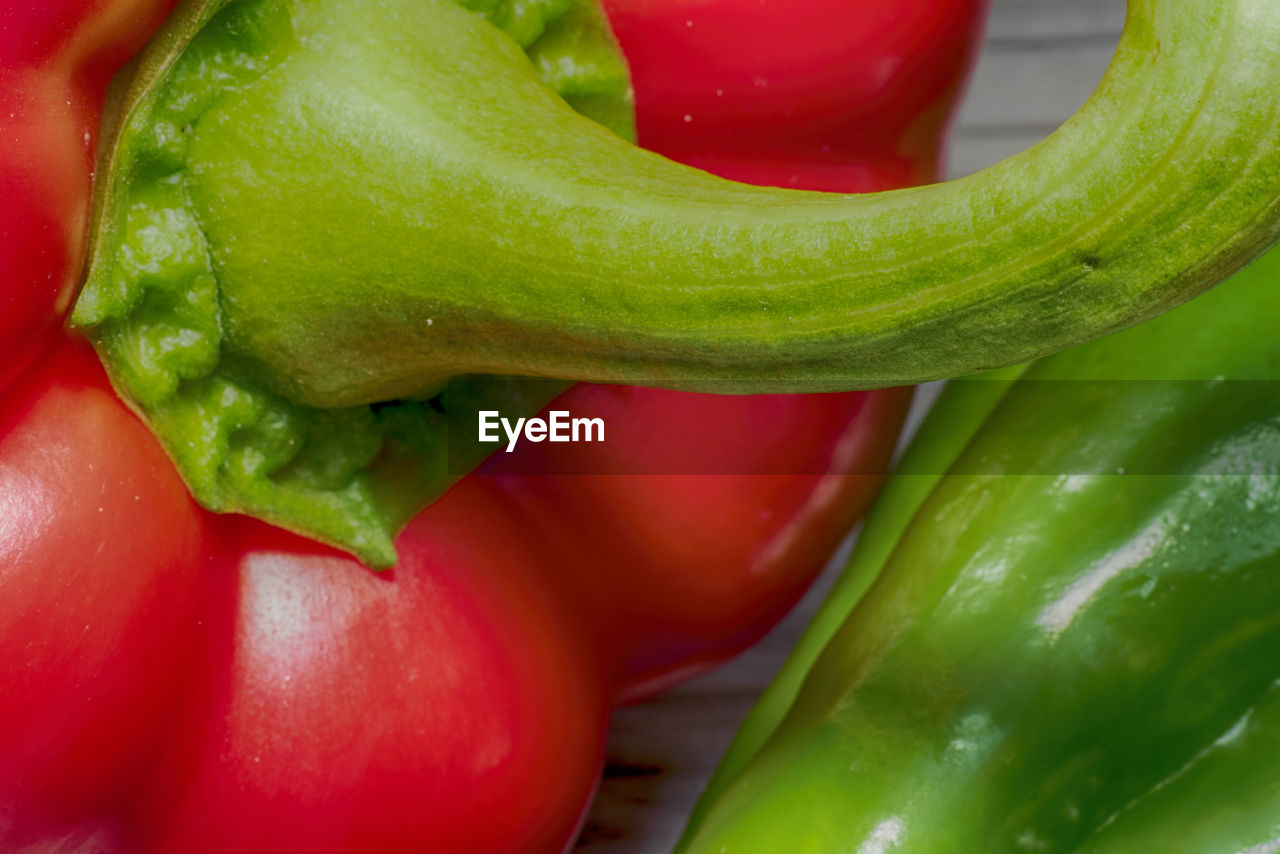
[0,0,984,851]
[1,340,907,854]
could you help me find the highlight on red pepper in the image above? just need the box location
[72,0,1280,567]
[1,0,985,850]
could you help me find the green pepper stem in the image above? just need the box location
[100,0,1280,403]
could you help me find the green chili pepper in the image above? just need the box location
[678,247,1280,852]
[76,0,1280,563]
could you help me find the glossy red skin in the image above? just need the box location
[0,338,211,849]
[140,511,609,854]
[0,0,176,391]
[0,336,613,854]
[602,0,989,191]
[0,0,985,851]
[491,384,911,702]
[0,342,902,854]
[0,356,907,854]
[130,385,906,854]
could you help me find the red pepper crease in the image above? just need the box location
[0,0,985,851]
[0,0,176,391]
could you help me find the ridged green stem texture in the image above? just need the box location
[75,0,631,566]
[679,248,1280,852]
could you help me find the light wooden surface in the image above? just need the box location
[573,2,1125,852]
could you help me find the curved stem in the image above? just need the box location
[120,0,1280,402]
